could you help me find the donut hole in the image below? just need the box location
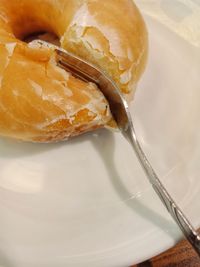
[23,31,60,46]
[10,13,60,46]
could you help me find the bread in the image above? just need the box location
[0,0,148,142]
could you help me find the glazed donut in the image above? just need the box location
[0,0,148,142]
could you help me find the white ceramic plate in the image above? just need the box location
[0,9,200,267]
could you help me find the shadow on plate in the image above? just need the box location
[0,129,179,239]
[90,130,179,239]
[0,137,64,158]
[0,132,95,158]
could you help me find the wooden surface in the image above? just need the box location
[132,232,200,267]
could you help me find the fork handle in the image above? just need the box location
[124,124,200,256]
[51,40,200,254]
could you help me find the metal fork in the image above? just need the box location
[39,40,200,255]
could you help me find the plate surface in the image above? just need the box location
[0,7,200,267]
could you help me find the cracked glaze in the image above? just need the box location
[0,0,147,142]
